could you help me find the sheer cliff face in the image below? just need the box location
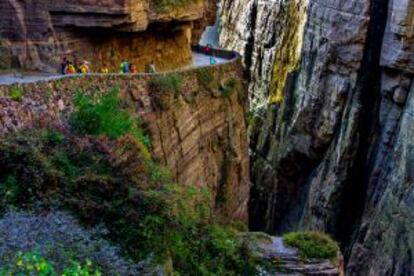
[220,0,414,273]
[0,0,214,72]
[347,1,414,273]
[0,61,249,221]
[218,0,307,108]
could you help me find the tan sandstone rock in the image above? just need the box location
[0,0,215,72]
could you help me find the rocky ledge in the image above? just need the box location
[0,0,215,72]
[243,232,344,275]
[218,0,414,273]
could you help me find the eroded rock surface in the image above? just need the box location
[242,232,344,275]
[0,211,148,275]
[219,0,414,273]
[0,59,249,221]
[218,0,307,108]
[0,0,214,72]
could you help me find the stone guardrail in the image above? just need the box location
[0,45,241,86]
[191,45,240,61]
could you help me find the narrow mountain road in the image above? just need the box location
[0,52,230,86]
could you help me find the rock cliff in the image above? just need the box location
[219,0,414,274]
[0,60,250,221]
[0,0,215,72]
[218,0,307,108]
[243,232,344,275]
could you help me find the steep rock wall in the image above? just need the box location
[0,0,214,72]
[219,0,414,273]
[250,0,371,233]
[218,0,307,108]
[0,60,249,221]
[346,0,414,273]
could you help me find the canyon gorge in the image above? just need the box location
[217,0,414,274]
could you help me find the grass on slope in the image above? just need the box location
[0,86,258,275]
[283,231,339,260]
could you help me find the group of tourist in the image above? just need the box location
[204,44,217,65]
[60,57,156,75]
[60,44,220,75]
[61,58,91,74]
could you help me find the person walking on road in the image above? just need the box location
[61,57,68,74]
[65,62,76,74]
[119,60,129,73]
[209,54,217,65]
[100,64,109,74]
[79,61,90,74]
[130,63,137,73]
[148,61,156,73]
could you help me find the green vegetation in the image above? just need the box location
[0,132,256,274]
[0,87,257,275]
[43,129,65,145]
[149,74,183,98]
[220,78,239,97]
[246,110,256,128]
[0,251,101,276]
[0,175,19,206]
[9,86,23,102]
[270,0,306,104]
[153,0,199,12]
[283,231,339,260]
[196,68,214,91]
[70,87,149,146]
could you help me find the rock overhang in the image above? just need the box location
[0,0,212,72]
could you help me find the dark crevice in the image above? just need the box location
[243,0,258,83]
[333,0,390,261]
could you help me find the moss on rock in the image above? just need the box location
[283,231,339,260]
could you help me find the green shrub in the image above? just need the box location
[0,175,19,207]
[69,87,150,147]
[62,260,101,276]
[148,161,172,183]
[0,128,257,275]
[51,150,81,178]
[153,0,197,12]
[0,251,101,276]
[149,74,183,97]
[9,86,23,102]
[43,129,65,145]
[196,68,214,91]
[157,185,257,275]
[246,111,256,128]
[283,231,339,260]
[220,78,239,97]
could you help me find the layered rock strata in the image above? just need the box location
[218,0,307,108]
[0,0,214,72]
[0,59,249,221]
[219,0,414,273]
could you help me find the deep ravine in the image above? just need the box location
[218,0,414,273]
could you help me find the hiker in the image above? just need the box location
[61,57,68,74]
[79,60,90,74]
[119,60,129,73]
[130,63,137,73]
[83,60,90,72]
[65,62,76,74]
[100,64,109,74]
[148,61,156,73]
[209,55,216,65]
[205,44,212,55]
